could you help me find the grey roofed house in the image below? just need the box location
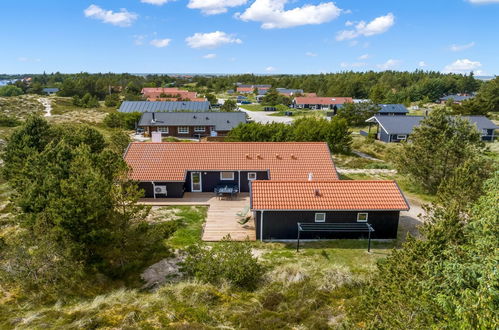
[440,94,474,103]
[138,111,247,131]
[366,115,498,142]
[119,101,211,113]
[378,104,409,115]
[276,88,304,95]
[42,88,59,94]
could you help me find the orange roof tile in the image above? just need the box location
[124,142,338,182]
[251,180,409,211]
[294,97,353,105]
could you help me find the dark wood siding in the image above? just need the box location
[141,125,232,137]
[138,181,184,198]
[240,171,268,192]
[255,210,400,240]
[184,170,269,193]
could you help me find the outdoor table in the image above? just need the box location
[215,185,239,200]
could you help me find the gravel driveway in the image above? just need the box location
[238,107,294,124]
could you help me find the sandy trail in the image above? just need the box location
[38,98,52,117]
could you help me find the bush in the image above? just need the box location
[104,112,141,130]
[0,85,23,97]
[0,114,21,127]
[104,94,121,107]
[72,93,100,108]
[181,237,263,290]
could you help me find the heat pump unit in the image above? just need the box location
[154,185,167,195]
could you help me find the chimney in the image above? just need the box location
[314,189,321,197]
[151,112,156,123]
[308,173,313,181]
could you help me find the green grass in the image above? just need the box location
[167,206,208,248]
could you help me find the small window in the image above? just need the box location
[357,213,368,222]
[157,126,169,133]
[315,213,326,223]
[194,126,205,132]
[248,172,257,180]
[396,135,407,140]
[482,129,488,136]
[178,126,189,134]
[220,172,234,180]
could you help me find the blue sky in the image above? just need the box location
[0,0,498,74]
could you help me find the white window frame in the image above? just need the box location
[315,213,326,223]
[194,126,205,132]
[178,126,189,134]
[157,126,169,134]
[396,134,407,140]
[220,172,234,180]
[247,172,257,180]
[482,129,488,136]
[357,213,368,222]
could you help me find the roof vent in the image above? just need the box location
[275,153,281,159]
[291,154,297,160]
[308,173,313,181]
[151,112,156,124]
[314,189,321,197]
[257,154,262,159]
[227,120,230,123]
[193,115,197,119]
[206,117,209,120]
[245,154,251,159]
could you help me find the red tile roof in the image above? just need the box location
[251,180,409,211]
[141,88,200,101]
[124,142,338,182]
[294,97,353,105]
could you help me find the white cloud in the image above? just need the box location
[84,4,137,27]
[188,0,248,15]
[336,13,394,41]
[237,0,342,29]
[150,38,171,48]
[467,0,499,3]
[344,20,354,26]
[141,0,174,5]
[305,52,317,57]
[449,41,475,52]
[340,62,367,68]
[203,53,217,59]
[185,31,242,49]
[265,66,276,72]
[133,34,147,45]
[443,59,482,73]
[419,61,427,67]
[358,54,369,60]
[377,59,401,70]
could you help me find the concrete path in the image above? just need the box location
[336,168,397,174]
[352,150,382,161]
[239,106,293,124]
[140,193,255,241]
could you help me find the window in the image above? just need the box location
[396,135,407,140]
[315,213,326,223]
[220,172,234,180]
[248,172,257,180]
[357,213,368,222]
[178,126,189,134]
[157,126,169,134]
[194,126,205,132]
[482,129,489,136]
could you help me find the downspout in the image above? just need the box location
[152,181,156,199]
[238,171,241,192]
[260,210,264,242]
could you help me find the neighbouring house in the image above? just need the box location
[42,88,59,95]
[124,142,339,198]
[439,94,474,104]
[251,180,409,240]
[365,115,498,142]
[276,88,304,96]
[141,87,204,102]
[293,97,353,110]
[236,84,271,93]
[137,112,247,138]
[377,104,409,116]
[118,101,211,113]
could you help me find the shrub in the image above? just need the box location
[0,85,23,97]
[104,94,121,108]
[72,93,100,108]
[0,114,21,127]
[104,112,141,130]
[181,236,263,290]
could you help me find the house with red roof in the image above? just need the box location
[293,96,353,110]
[123,141,409,241]
[141,87,205,102]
